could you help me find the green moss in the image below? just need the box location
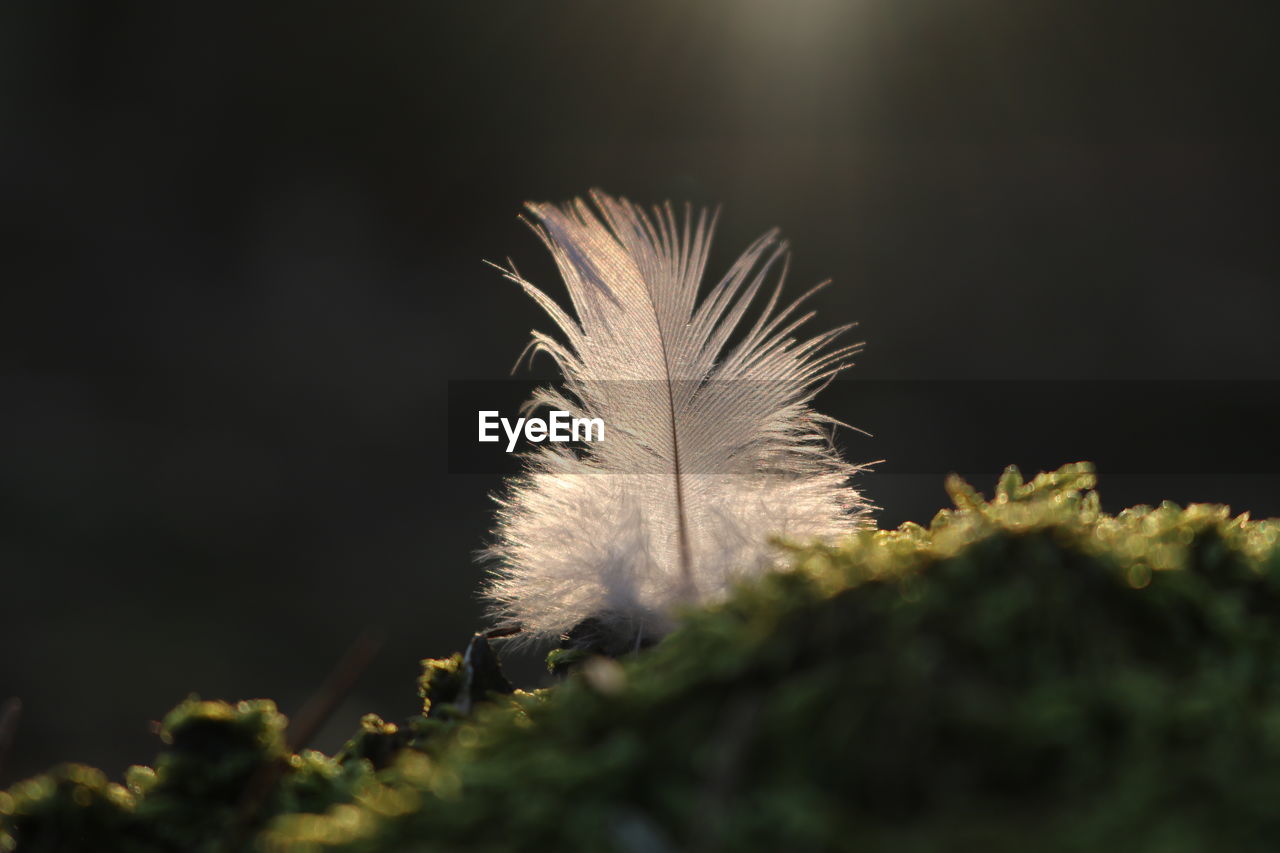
[334,716,407,773]
[6,463,1280,851]
[0,765,136,852]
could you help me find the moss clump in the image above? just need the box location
[0,765,135,852]
[6,463,1280,851]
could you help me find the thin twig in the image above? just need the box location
[228,629,384,848]
[284,629,385,754]
[0,698,21,784]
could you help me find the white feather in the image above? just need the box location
[484,191,871,641]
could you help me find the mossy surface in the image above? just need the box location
[5,464,1280,852]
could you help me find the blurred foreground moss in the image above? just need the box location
[6,463,1280,851]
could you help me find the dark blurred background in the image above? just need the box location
[1,0,1277,784]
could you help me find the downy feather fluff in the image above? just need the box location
[485,191,870,642]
